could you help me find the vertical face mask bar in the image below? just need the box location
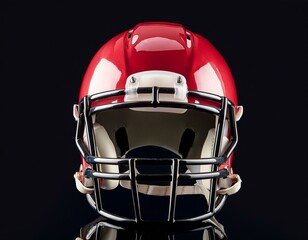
[208,97,228,214]
[75,98,92,159]
[212,100,237,214]
[75,87,238,224]
[82,96,104,212]
[168,159,179,223]
[129,159,142,223]
[223,103,238,159]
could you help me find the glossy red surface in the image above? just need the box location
[79,22,238,106]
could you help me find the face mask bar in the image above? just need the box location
[75,86,238,225]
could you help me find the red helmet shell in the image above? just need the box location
[79,22,238,106]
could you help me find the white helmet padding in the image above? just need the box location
[95,108,215,161]
[74,122,120,192]
[192,126,241,196]
[93,123,119,190]
[73,122,120,193]
[190,128,229,190]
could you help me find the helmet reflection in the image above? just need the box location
[76,216,227,240]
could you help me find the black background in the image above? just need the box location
[1,1,307,239]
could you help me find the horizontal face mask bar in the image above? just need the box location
[86,156,225,164]
[84,160,229,181]
[75,87,238,224]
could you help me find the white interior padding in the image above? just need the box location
[100,227,117,240]
[75,123,119,193]
[189,128,229,190]
[93,123,119,190]
[120,180,209,200]
[95,108,215,158]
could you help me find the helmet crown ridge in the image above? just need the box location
[79,21,238,106]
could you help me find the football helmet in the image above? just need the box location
[73,21,243,225]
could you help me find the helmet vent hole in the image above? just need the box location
[186,33,192,48]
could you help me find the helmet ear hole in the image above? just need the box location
[178,128,195,158]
